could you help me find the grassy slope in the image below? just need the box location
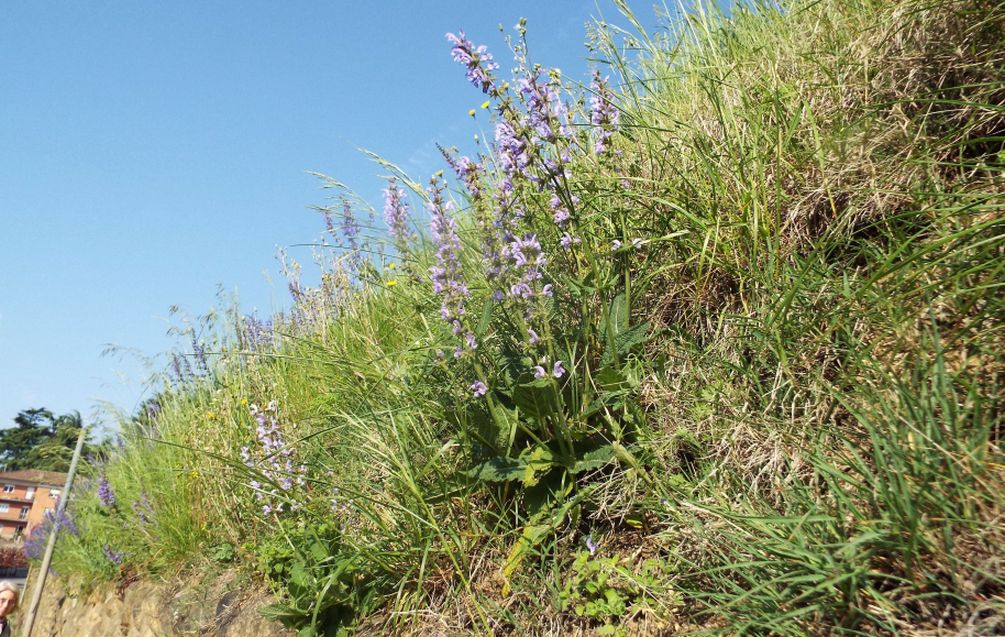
[45,0,1004,634]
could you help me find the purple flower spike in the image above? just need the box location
[585,536,598,556]
[470,381,488,397]
[103,544,124,566]
[446,31,499,94]
[383,178,410,247]
[590,70,621,154]
[97,474,116,509]
[533,365,547,379]
[428,175,474,353]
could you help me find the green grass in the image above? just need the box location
[40,0,1005,634]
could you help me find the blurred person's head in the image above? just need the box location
[0,580,18,618]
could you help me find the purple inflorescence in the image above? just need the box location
[427,176,476,355]
[242,314,274,352]
[505,234,546,302]
[102,544,124,566]
[495,120,531,182]
[518,71,574,147]
[470,381,488,397]
[22,510,78,560]
[550,194,571,228]
[590,71,620,155]
[191,334,210,376]
[383,178,410,247]
[97,474,116,509]
[170,353,193,385]
[446,31,499,94]
[340,200,364,271]
[240,401,307,516]
[131,491,154,526]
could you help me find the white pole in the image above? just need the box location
[19,426,86,637]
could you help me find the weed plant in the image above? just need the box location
[38,0,1004,634]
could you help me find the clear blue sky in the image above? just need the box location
[0,2,663,433]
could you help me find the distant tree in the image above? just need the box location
[0,408,94,472]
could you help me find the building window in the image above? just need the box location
[14,525,25,539]
[3,484,13,493]
[0,504,8,513]
[19,506,30,520]
[25,487,36,500]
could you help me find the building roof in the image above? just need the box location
[0,470,67,487]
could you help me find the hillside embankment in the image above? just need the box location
[23,572,293,637]
[31,0,1004,634]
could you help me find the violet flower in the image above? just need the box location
[428,176,476,353]
[132,492,154,526]
[340,200,363,271]
[103,544,124,566]
[446,31,499,94]
[553,360,566,378]
[242,401,307,516]
[590,70,621,154]
[470,381,488,397]
[97,474,116,509]
[383,178,410,248]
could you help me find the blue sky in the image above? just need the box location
[0,2,662,433]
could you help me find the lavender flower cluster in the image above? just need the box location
[97,474,116,509]
[446,31,499,94]
[434,29,624,396]
[22,510,78,560]
[590,71,621,155]
[339,200,364,272]
[131,491,155,527]
[102,544,124,566]
[241,314,275,352]
[240,400,307,516]
[427,176,477,357]
[383,177,411,248]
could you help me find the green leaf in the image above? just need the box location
[615,321,650,356]
[513,379,561,420]
[309,540,328,563]
[467,456,526,483]
[571,445,616,474]
[476,295,494,337]
[610,292,629,335]
[289,561,309,589]
[594,366,632,393]
[519,443,558,486]
[502,485,597,595]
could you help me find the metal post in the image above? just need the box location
[20,425,86,637]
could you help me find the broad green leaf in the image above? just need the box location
[467,456,526,483]
[520,443,558,486]
[570,445,616,474]
[513,378,561,420]
[615,321,650,356]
